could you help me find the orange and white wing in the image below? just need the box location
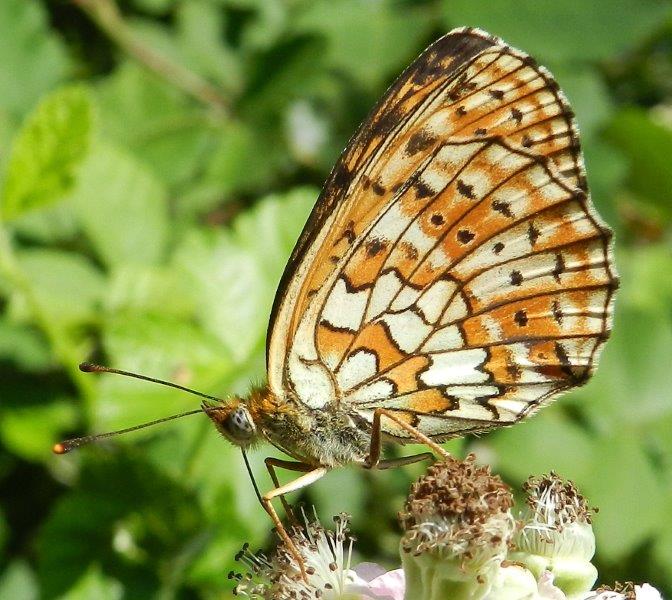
[266,28,618,440]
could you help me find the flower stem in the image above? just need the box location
[73,0,231,117]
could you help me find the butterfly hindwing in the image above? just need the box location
[267,28,617,440]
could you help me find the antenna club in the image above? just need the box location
[79,362,100,372]
[52,442,69,454]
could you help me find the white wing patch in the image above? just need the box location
[419,349,489,386]
[322,277,368,331]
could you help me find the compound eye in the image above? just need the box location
[226,408,255,441]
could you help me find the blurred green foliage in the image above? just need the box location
[0,0,671,597]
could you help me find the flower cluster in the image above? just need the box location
[231,458,663,600]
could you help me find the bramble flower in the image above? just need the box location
[227,467,663,600]
[510,473,597,599]
[583,582,663,600]
[398,454,516,599]
[230,511,403,600]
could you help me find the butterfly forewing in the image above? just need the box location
[267,27,617,441]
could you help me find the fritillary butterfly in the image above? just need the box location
[56,27,618,575]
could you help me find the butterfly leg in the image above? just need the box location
[365,407,450,469]
[261,466,328,581]
[374,452,434,470]
[264,457,314,524]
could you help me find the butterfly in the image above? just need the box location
[56,27,617,576]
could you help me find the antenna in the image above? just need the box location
[53,408,203,454]
[78,362,223,402]
[52,362,226,454]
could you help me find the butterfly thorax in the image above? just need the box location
[246,385,370,468]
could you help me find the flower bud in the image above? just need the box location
[511,473,597,599]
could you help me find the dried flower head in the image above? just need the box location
[399,454,515,571]
[230,511,357,599]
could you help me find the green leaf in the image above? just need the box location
[10,249,105,328]
[605,108,672,221]
[0,399,77,462]
[105,264,195,319]
[489,410,595,483]
[184,121,285,214]
[96,312,233,433]
[0,561,38,600]
[176,1,243,94]
[95,62,214,190]
[174,187,315,361]
[55,566,122,600]
[0,0,70,116]
[69,142,169,268]
[38,454,203,597]
[1,86,92,220]
[296,0,434,90]
[583,433,665,562]
[0,318,52,371]
[442,0,670,63]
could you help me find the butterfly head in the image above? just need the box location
[202,398,258,447]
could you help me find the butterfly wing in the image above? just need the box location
[267,27,617,440]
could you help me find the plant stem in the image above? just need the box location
[73,0,231,117]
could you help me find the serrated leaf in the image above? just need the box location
[96,312,233,433]
[105,264,195,318]
[1,87,92,220]
[443,0,670,63]
[69,142,169,268]
[95,63,213,189]
[174,187,315,361]
[0,0,70,116]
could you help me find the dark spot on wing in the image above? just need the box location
[493,242,505,254]
[474,128,487,136]
[415,179,436,199]
[551,300,564,324]
[406,129,437,155]
[506,362,522,380]
[400,242,419,261]
[430,213,445,226]
[510,270,523,286]
[457,229,475,244]
[492,199,513,218]
[521,134,533,148]
[456,179,475,199]
[511,107,523,124]
[366,238,386,257]
[456,106,467,117]
[372,181,386,196]
[514,309,528,327]
[332,163,351,192]
[552,253,565,282]
[527,221,541,246]
[489,89,505,100]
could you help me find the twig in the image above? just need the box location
[73,0,231,117]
